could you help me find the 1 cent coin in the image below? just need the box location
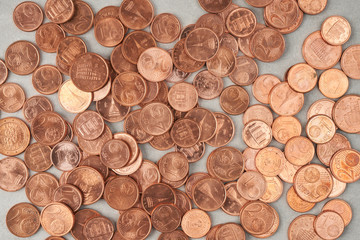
[319,69,349,99]
[73,110,105,140]
[332,95,360,133]
[237,171,267,200]
[71,209,101,240]
[168,82,198,112]
[298,0,327,15]
[206,112,235,147]
[0,59,8,85]
[341,45,360,79]
[285,136,315,166]
[35,22,65,53]
[78,125,112,155]
[287,63,318,93]
[94,17,124,47]
[172,39,204,73]
[24,143,52,172]
[83,216,114,240]
[215,223,246,240]
[130,160,161,192]
[322,199,352,226]
[139,102,174,136]
[141,183,176,214]
[25,172,59,207]
[243,104,273,126]
[242,120,272,149]
[272,116,302,144]
[317,133,351,166]
[44,0,74,24]
[124,110,154,144]
[151,204,182,233]
[193,70,223,100]
[51,141,81,171]
[207,46,236,77]
[100,139,130,169]
[321,15,351,46]
[53,184,83,212]
[22,95,53,123]
[185,28,219,61]
[171,119,200,148]
[96,94,131,123]
[6,202,40,237]
[60,0,94,35]
[255,147,286,177]
[269,82,304,116]
[226,8,256,37]
[0,157,28,192]
[185,107,217,142]
[306,115,336,144]
[158,152,189,182]
[119,0,154,30]
[252,74,281,104]
[151,13,181,43]
[229,56,259,86]
[314,211,345,240]
[198,0,232,13]
[307,98,335,120]
[58,80,92,113]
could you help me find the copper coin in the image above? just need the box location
[70,52,109,92]
[165,53,191,83]
[237,171,266,200]
[243,147,260,172]
[221,182,249,216]
[61,0,94,35]
[226,8,256,37]
[5,40,40,75]
[333,95,360,133]
[104,176,139,211]
[112,72,147,107]
[73,110,105,140]
[71,209,101,240]
[0,83,25,113]
[207,46,236,77]
[45,0,74,24]
[117,208,152,240]
[181,209,211,238]
[317,133,351,166]
[306,115,336,144]
[138,48,173,82]
[341,45,360,79]
[119,0,154,30]
[121,30,157,64]
[151,204,182,233]
[229,56,259,86]
[141,81,159,104]
[53,184,82,212]
[185,107,217,142]
[92,80,112,103]
[252,74,281,104]
[302,31,342,70]
[78,124,112,155]
[217,3,240,21]
[79,155,108,180]
[330,149,360,183]
[321,15,351,46]
[314,211,345,239]
[322,199,352,226]
[56,36,87,75]
[240,201,275,235]
[272,116,302,144]
[272,7,304,35]
[220,85,249,115]
[319,69,349,99]
[0,157,28,192]
[159,230,189,240]
[100,139,130,169]
[238,23,266,58]
[293,164,333,203]
[161,173,189,189]
[307,98,335,120]
[130,159,161,192]
[185,172,210,199]
[255,147,286,177]
[252,205,279,238]
[260,176,283,203]
[32,65,62,95]
[94,6,120,25]
[327,168,347,198]
[141,182,176,214]
[215,223,246,240]
[245,0,274,7]
[185,28,219,61]
[174,189,192,216]
[168,82,198,112]
[6,202,40,238]
[298,0,327,15]
[96,94,131,123]
[0,59,8,85]
[94,17,124,47]
[192,177,226,211]
[35,22,65,53]
[195,13,225,37]
[269,82,304,116]
[124,110,154,144]
[24,143,52,172]
[193,70,223,100]
[171,119,201,148]
[250,28,285,62]
[31,111,67,146]
[112,150,143,176]
[287,63,317,93]
[287,186,316,213]
[242,120,272,149]
[288,214,322,240]
[219,33,239,55]
[150,132,175,151]
[243,104,273,126]
[110,44,137,74]
[207,146,244,182]
[51,141,81,171]
[59,171,70,186]
[25,172,59,207]
[264,0,299,29]
[285,136,315,166]
[151,13,181,43]
[83,216,114,240]
[198,0,232,13]
[158,152,189,181]
[172,39,204,73]
[180,24,195,39]
[13,1,43,32]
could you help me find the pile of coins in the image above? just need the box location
[0,0,360,239]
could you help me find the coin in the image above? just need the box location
[321,15,351,46]
[322,199,352,226]
[168,82,198,112]
[319,69,349,99]
[83,216,114,240]
[185,172,210,199]
[215,223,245,240]
[32,65,62,95]
[238,23,266,58]
[237,171,266,200]
[130,160,161,192]
[71,209,101,240]
[255,147,286,177]
[264,0,300,29]
[24,143,52,172]
[117,208,152,240]
[242,120,272,149]
[273,8,304,35]
[51,141,81,171]
[185,107,217,142]
[207,46,236,77]
[252,74,281,104]
[159,230,189,240]
[13,1,43,32]
[0,157,28,192]
[139,103,173,136]
[285,136,315,166]
[94,17,124,47]
[307,98,335,120]
[317,133,351,166]
[298,0,327,15]
[314,211,345,239]
[78,124,112,155]
[0,83,25,113]
[96,94,130,123]
[195,13,225,37]
[229,56,259,86]
[0,59,8,85]
[193,70,223,100]
[150,132,175,151]
[226,8,256,37]
[260,176,283,203]
[124,110,154,144]
[192,177,226,211]
[53,184,82,212]
[119,0,154,30]
[171,119,200,148]
[306,115,336,144]
[58,80,92,113]
[141,81,159,104]
[207,146,244,182]
[294,164,333,202]
[287,186,316,213]
[341,45,360,79]
[279,160,301,184]
[245,0,274,7]
[243,104,273,126]
[330,149,360,183]
[6,202,40,238]
[243,148,260,172]
[250,28,285,62]
[180,24,195,39]
[181,209,211,238]
[44,0,74,24]
[73,110,104,140]
[332,95,360,133]
[158,152,189,181]
[112,72,147,106]
[25,172,59,207]
[198,0,232,13]
[60,0,94,35]
[141,183,176,214]
[185,28,219,61]
[272,116,302,145]
[1,117,30,156]
[220,85,249,115]
[35,22,65,53]
[287,63,317,93]
[165,55,191,83]
[172,39,204,73]
[151,204,182,233]
[221,182,249,216]
[110,45,137,75]
[151,13,181,43]
[288,214,322,240]
[219,33,238,54]
[162,174,189,189]
[302,31,342,70]
[327,168,347,198]
[66,166,104,205]
[79,155,109,180]
[269,82,304,116]
[100,139,130,169]
[112,150,143,176]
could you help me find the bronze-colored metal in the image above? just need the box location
[35,22,65,53]
[13,1,43,32]
[279,159,301,184]
[83,216,114,240]
[321,15,351,46]
[314,211,345,239]
[287,186,316,213]
[181,209,211,238]
[287,63,318,93]
[168,82,198,112]
[206,112,235,147]
[192,177,226,211]
[243,147,260,172]
[269,82,304,116]
[306,115,336,144]
[341,45,360,79]
[250,28,285,62]
[0,59,8,85]
[117,208,152,240]
[193,70,223,100]
[272,116,302,144]
[243,104,273,126]
[207,46,236,77]
[159,230,189,240]
[221,182,249,216]
[285,136,315,166]
[220,85,249,115]
[94,17,124,47]
[288,214,322,240]
[252,74,281,104]
[150,132,175,151]
[171,119,201,148]
[219,33,239,55]
[215,223,246,240]
[322,199,352,226]
[317,133,351,166]
[319,69,349,99]
[24,143,52,172]
[53,184,83,212]
[307,98,335,120]
[140,102,174,136]
[79,155,109,180]
[61,0,94,35]
[78,125,112,155]
[71,209,101,240]
[130,159,161,193]
[330,149,360,183]
[151,13,181,43]
[237,171,266,200]
[44,0,74,24]
[226,8,257,37]
[198,0,232,13]
[112,150,143,176]
[73,110,105,141]
[58,80,92,113]
[25,172,59,207]
[255,147,286,177]
[298,0,327,15]
[0,157,28,192]
[264,0,300,29]
[141,183,176,215]
[151,204,182,233]
[51,141,81,171]
[332,95,360,133]
[195,13,225,37]
[245,0,274,8]
[185,28,219,61]
[5,40,39,75]
[119,0,154,30]
[158,152,189,182]
[96,94,131,123]
[242,120,272,149]
[172,39,204,73]
[238,23,266,58]
[229,56,259,86]
[23,95,53,123]
[0,83,25,113]
[260,176,283,203]
[124,110,154,144]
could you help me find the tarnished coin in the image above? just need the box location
[73,111,104,140]
[341,45,360,79]
[13,1,43,32]
[287,186,316,213]
[221,182,249,216]
[255,147,286,177]
[207,46,236,77]
[58,80,92,113]
[252,74,281,104]
[288,214,322,240]
[151,13,181,43]
[23,96,53,123]
[287,63,317,93]
[66,166,104,205]
[158,152,189,182]
[243,104,273,126]
[242,120,272,149]
[44,0,74,24]
[269,82,304,116]
[96,94,130,123]
[117,208,152,240]
[141,183,176,214]
[317,133,351,166]
[24,143,52,172]
[110,44,137,74]
[181,209,211,238]
[53,184,83,212]
[119,0,154,30]
[139,102,173,136]
[83,216,114,240]
[171,119,200,148]
[226,8,256,37]
[314,211,345,240]
[294,164,333,203]
[306,115,336,144]
[172,39,204,73]
[302,31,342,70]
[94,17,124,47]
[319,69,349,99]
[60,0,94,35]
[260,176,283,203]
[332,95,360,133]
[78,125,112,155]
[51,141,81,171]
[6,202,40,238]
[185,28,219,61]
[180,24,195,40]
[151,204,182,233]
[330,149,360,183]
[236,171,266,201]
[285,136,315,166]
[124,110,154,144]
[322,199,352,226]
[71,209,101,240]
[130,160,161,193]
[192,177,226,211]
[264,0,299,29]
[250,28,285,62]
[0,157,28,192]
[298,0,327,15]
[185,107,217,142]
[121,31,157,64]
[35,22,65,53]
[307,98,335,120]
[100,139,130,169]
[272,116,302,144]
[229,56,259,86]
[220,85,250,115]
[168,82,198,112]
[193,70,223,100]
[321,15,351,46]
[25,172,59,207]
[0,83,25,113]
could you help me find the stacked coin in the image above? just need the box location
[0,0,360,239]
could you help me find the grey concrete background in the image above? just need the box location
[0,0,360,239]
